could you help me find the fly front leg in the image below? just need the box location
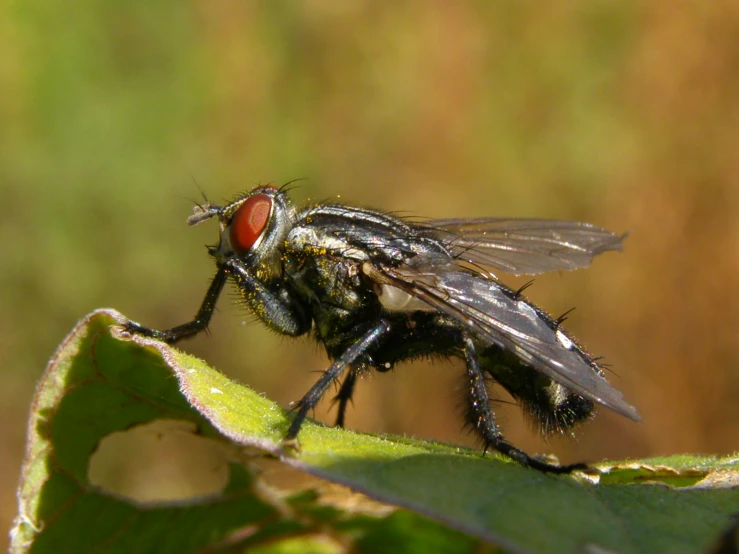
[125,256,311,343]
[124,266,229,344]
[462,335,586,474]
[228,261,311,336]
[286,320,392,444]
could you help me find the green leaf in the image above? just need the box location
[12,309,739,553]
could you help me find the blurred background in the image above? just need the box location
[3,1,739,544]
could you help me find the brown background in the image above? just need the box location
[2,2,739,546]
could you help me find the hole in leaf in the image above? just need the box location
[89,419,233,503]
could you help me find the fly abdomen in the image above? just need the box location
[479,343,596,435]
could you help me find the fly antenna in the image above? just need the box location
[191,175,209,201]
[184,177,221,226]
[187,203,221,226]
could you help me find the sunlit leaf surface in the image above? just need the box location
[12,309,739,553]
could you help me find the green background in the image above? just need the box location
[3,2,738,548]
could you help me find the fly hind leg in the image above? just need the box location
[461,335,586,474]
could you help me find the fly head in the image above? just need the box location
[189,186,296,278]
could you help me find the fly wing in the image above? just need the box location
[366,259,640,422]
[420,218,625,275]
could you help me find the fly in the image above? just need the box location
[124,185,640,473]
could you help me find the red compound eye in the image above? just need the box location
[229,194,273,253]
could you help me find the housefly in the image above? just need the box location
[125,184,640,473]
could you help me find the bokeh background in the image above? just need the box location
[3,1,739,545]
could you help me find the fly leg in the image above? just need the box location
[462,335,587,474]
[332,369,357,428]
[286,320,391,443]
[228,261,310,337]
[125,257,312,344]
[333,347,395,428]
[124,266,229,344]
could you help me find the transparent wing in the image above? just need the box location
[366,259,640,422]
[420,218,625,275]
